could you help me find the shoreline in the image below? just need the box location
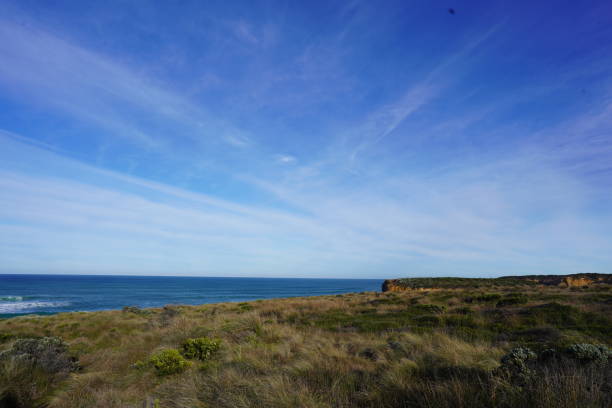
[0,290,380,320]
[1,278,610,407]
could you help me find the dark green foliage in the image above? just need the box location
[237,302,253,312]
[387,274,612,291]
[453,306,474,315]
[122,306,152,315]
[308,307,452,332]
[368,296,406,306]
[519,302,612,340]
[149,349,190,376]
[180,337,221,360]
[426,292,456,303]
[444,315,478,328]
[509,326,562,346]
[301,287,612,347]
[394,277,532,289]
[496,293,528,307]
[467,293,501,303]
[310,310,410,332]
[412,304,445,314]
[581,293,612,304]
[522,302,577,324]
[358,348,378,361]
[413,315,442,326]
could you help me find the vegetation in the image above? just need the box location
[180,337,221,361]
[0,279,610,407]
[0,337,78,407]
[384,273,612,290]
[148,349,191,376]
[390,277,537,289]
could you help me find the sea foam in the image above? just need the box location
[0,301,70,313]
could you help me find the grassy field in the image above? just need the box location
[0,279,611,407]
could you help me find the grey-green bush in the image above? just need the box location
[565,343,610,365]
[0,336,78,374]
[497,347,537,384]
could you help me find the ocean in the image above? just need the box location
[0,274,382,317]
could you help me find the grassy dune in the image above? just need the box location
[1,279,611,407]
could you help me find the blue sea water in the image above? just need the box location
[0,274,382,317]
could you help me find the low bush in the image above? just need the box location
[497,346,538,384]
[122,306,151,315]
[470,293,502,303]
[497,343,611,387]
[0,337,78,407]
[237,302,253,312]
[496,293,529,307]
[565,343,610,365]
[413,315,442,326]
[180,337,221,361]
[453,306,474,315]
[413,304,446,314]
[149,349,190,376]
[0,336,78,374]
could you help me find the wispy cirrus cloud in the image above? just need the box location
[3,128,610,278]
[0,19,252,153]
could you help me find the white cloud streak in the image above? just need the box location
[0,20,250,152]
[1,131,610,278]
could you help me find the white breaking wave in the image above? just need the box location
[0,301,70,313]
[0,295,24,301]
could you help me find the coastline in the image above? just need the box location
[0,274,382,317]
[1,280,610,407]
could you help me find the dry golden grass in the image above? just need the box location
[0,284,610,407]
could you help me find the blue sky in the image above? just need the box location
[0,0,611,278]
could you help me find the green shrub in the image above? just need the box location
[122,306,151,315]
[180,337,221,360]
[237,302,253,311]
[501,347,537,368]
[453,306,473,315]
[132,360,147,370]
[472,293,502,302]
[413,304,445,314]
[149,349,190,376]
[444,315,478,328]
[496,294,528,307]
[413,315,442,326]
[565,343,610,365]
[497,347,537,384]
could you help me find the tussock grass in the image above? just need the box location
[0,284,610,407]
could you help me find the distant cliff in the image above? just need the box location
[382,273,612,292]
